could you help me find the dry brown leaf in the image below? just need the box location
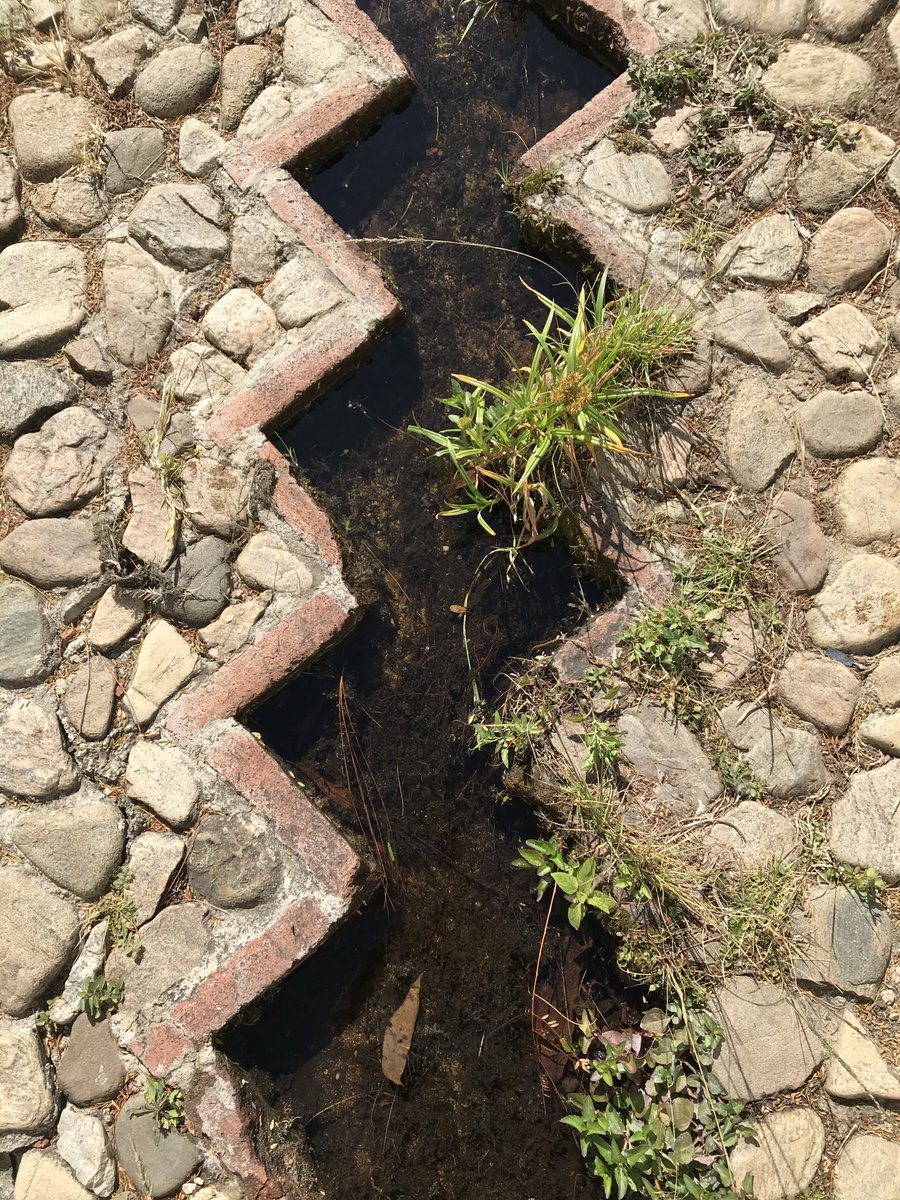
[381,974,422,1086]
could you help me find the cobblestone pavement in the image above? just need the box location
[513,0,900,1196]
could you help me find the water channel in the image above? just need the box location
[223,4,619,1196]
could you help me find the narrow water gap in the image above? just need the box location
[223,4,619,1198]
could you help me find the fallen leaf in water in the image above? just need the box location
[449,604,467,615]
[381,975,422,1086]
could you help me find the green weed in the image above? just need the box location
[141,1078,185,1143]
[79,975,125,1021]
[410,273,692,563]
[88,869,142,960]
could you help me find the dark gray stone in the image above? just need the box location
[12,791,124,899]
[57,1015,125,1106]
[0,360,75,439]
[156,535,231,626]
[133,44,218,119]
[0,579,53,685]
[116,1095,201,1198]
[618,701,721,813]
[188,812,281,907]
[793,884,892,1000]
[104,127,166,195]
[0,868,79,1016]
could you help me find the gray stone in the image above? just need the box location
[52,919,107,1025]
[127,830,184,924]
[0,241,86,356]
[581,139,672,214]
[798,303,881,382]
[64,0,116,39]
[709,976,824,1100]
[64,337,114,383]
[793,883,891,999]
[235,530,316,595]
[88,586,145,653]
[711,0,808,35]
[181,456,249,538]
[775,291,824,325]
[126,393,194,457]
[83,25,149,98]
[168,341,247,406]
[719,701,829,798]
[178,117,224,178]
[116,1094,202,1199]
[12,791,123,898]
[131,0,184,33]
[0,1018,55,1151]
[31,177,106,236]
[125,620,197,726]
[797,124,895,213]
[0,581,52,685]
[282,6,360,85]
[710,291,791,373]
[696,607,760,691]
[832,458,900,547]
[729,1109,824,1200]
[0,518,100,589]
[125,737,200,828]
[870,654,900,708]
[4,406,118,517]
[704,800,801,871]
[745,145,791,210]
[835,1136,900,1200]
[220,44,269,133]
[714,213,803,286]
[235,0,289,40]
[200,596,267,660]
[617,701,721,813]
[22,0,61,27]
[122,465,178,569]
[176,10,205,38]
[798,389,883,457]
[7,92,95,182]
[0,361,74,439]
[103,240,172,367]
[825,1006,900,1101]
[766,491,828,593]
[814,0,889,40]
[202,287,278,363]
[761,44,875,116]
[808,555,900,653]
[262,251,347,328]
[807,208,892,295]
[13,1149,94,1200]
[104,127,166,194]
[722,376,795,491]
[56,1105,116,1196]
[134,43,218,118]
[189,812,281,908]
[231,210,279,283]
[56,1015,124,1105]
[0,154,22,244]
[108,903,210,1012]
[128,183,228,272]
[0,868,79,1016]
[0,698,77,797]
[777,651,859,736]
[831,760,900,882]
[629,0,708,41]
[157,535,231,626]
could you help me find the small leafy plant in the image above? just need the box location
[141,1078,186,1143]
[79,975,125,1021]
[560,1002,751,1199]
[411,274,692,562]
[472,709,544,768]
[514,837,616,930]
[88,869,142,960]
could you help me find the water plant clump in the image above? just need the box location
[410,273,693,562]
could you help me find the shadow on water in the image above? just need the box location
[222,3,620,1197]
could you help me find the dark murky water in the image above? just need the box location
[222,4,618,1197]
